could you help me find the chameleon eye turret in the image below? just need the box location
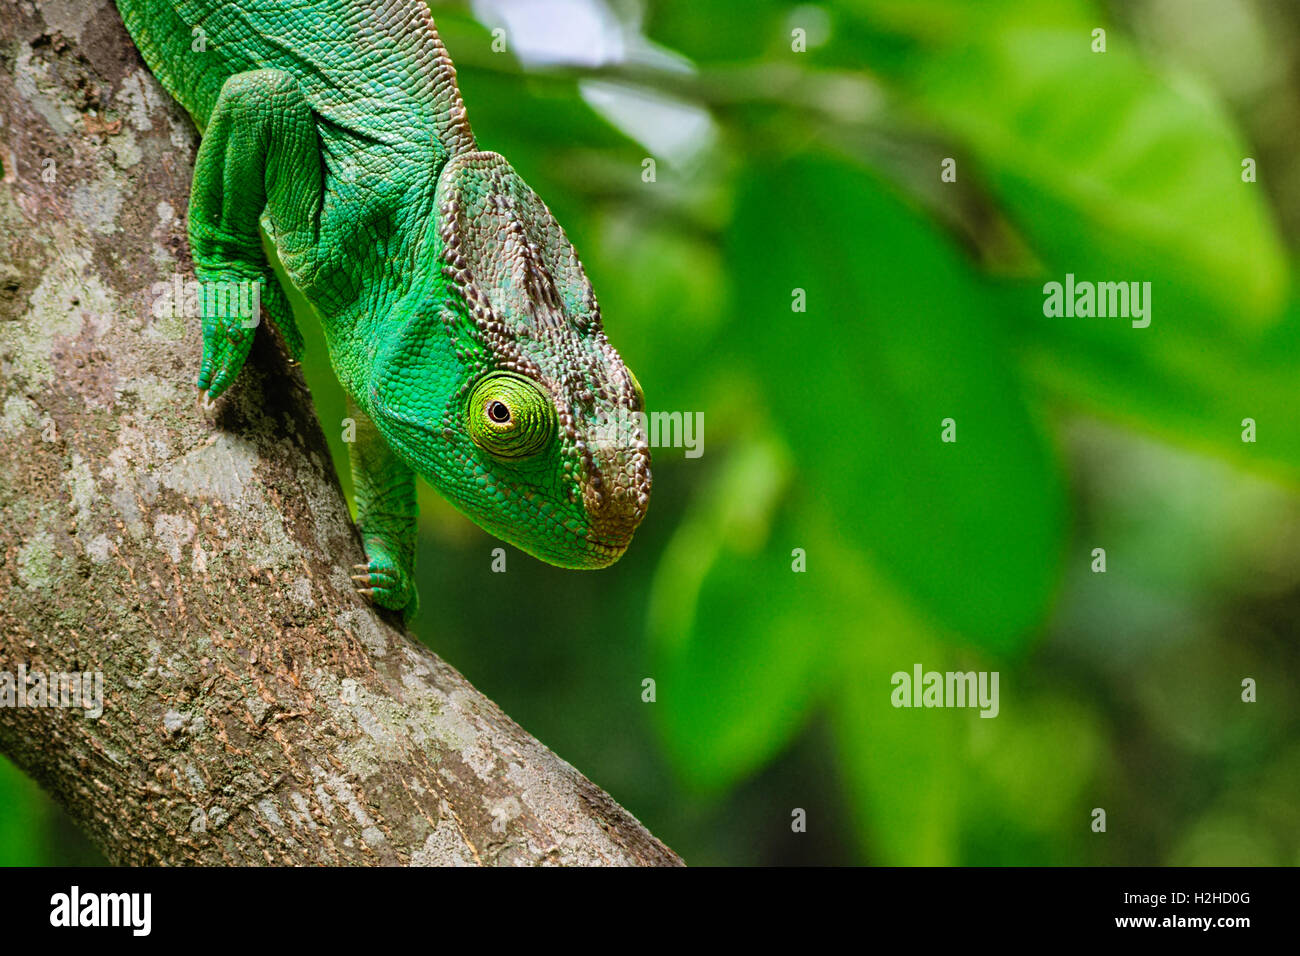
[466,372,557,460]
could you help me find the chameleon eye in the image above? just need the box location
[467,372,556,459]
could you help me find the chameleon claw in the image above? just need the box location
[350,558,413,611]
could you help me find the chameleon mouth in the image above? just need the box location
[582,532,631,567]
[576,497,646,567]
[576,442,651,567]
[516,528,625,570]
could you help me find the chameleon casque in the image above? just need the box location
[114,1,652,613]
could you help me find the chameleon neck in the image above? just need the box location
[307,195,449,405]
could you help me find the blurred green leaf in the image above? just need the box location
[909,28,1289,327]
[960,694,1103,862]
[1015,283,1300,481]
[582,213,728,403]
[849,0,1096,44]
[831,548,1104,865]
[648,434,826,794]
[728,155,1065,650]
[1168,814,1282,865]
[827,547,964,864]
[645,0,792,63]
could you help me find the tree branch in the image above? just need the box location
[0,0,681,867]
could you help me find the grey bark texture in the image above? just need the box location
[0,0,682,867]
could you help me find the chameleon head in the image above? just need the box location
[371,151,651,568]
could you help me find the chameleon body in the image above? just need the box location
[114,1,652,612]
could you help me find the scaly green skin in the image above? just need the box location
[115,1,652,613]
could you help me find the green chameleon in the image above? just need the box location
[115,1,652,613]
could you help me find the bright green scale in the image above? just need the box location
[115,1,652,613]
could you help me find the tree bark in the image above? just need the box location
[0,0,681,867]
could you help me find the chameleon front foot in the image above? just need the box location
[196,309,256,400]
[351,559,417,614]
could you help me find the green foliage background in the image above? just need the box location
[5,0,1300,865]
